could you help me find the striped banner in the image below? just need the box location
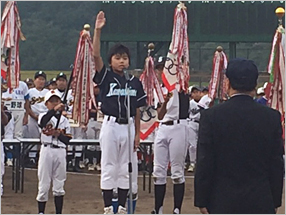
[71,28,96,125]
[208,50,228,103]
[139,56,164,140]
[267,25,285,139]
[162,2,189,93]
[1,1,25,90]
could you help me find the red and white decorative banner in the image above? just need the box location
[162,2,190,93]
[140,56,164,106]
[71,27,96,125]
[267,25,285,139]
[1,1,25,90]
[208,49,228,102]
[139,105,159,140]
[139,56,164,140]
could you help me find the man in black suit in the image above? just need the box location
[194,58,284,214]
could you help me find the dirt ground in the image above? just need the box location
[1,167,285,214]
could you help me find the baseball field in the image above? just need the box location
[1,167,285,214]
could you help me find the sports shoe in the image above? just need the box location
[151,209,157,214]
[79,161,85,169]
[104,206,114,214]
[188,163,195,172]
[117,205,127,214]
[173,208,180,214]
[88,164,95,171]
[6,158,13,167]
[96,163,101,171]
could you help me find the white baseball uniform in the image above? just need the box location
[153,88,189,185]
[27,88,49,138]
[188,95,212,164]
[188,99,200,164]
[2,81,29,138]
[36,110,71,202]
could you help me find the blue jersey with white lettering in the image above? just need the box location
[93,65,146,118]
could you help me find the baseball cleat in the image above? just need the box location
[88,164,95,171]
[79,161,86,169]
[6,158,13,167]
[104,206,114,214]
[96,163,101,171]
[187,163,195,172]
[117,205,127,214]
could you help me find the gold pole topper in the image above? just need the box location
[147,43,155,57]
[275,7,285,26]
[216,46,223,52]
[84,24,91,31]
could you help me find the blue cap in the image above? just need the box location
[225,58,258,90]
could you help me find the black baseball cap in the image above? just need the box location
[191,86,201,92]
[155,56,167,69]
[25,78,33,83]
[202,86,209,92]
[56,72,67,81]
[45,78,57,87]
[50,77,57,83]
[34,71,46,79]
[225,58,258,91]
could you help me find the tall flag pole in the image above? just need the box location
[267,7,285,139]
[1,1,25,90]
[208,46,228,105]
[139,43,164,140]
[71,24,96,125]
[162,1,190,93]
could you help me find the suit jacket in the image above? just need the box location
[194,95,284,214]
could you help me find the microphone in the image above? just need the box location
[123,69,130,81]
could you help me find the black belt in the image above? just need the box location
[190,119,199,123]
[107,116,128,124]
[162,119,181,126]
[43,144,64,149]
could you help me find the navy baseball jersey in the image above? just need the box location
[93,65,146,118]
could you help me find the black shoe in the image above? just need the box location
[73,166,82,172]
[151,209,156,214]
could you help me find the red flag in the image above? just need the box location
[208,47,228,103]
[1,1,25,90]
[162,2,189,93]
[71,25,96,125]
[267,24,285,139]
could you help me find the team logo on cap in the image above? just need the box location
[39,71,43,74]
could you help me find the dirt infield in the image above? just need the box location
[1,167,285,214]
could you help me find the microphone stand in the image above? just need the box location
[124,69,133,214]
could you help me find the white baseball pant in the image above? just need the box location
[26,116,40,158]
[153,120,189,185]
[11,110,25,138]
[187,121,199,164]
[36,145,66,202]
[86,119,102,151]
[100,115,135,190]
[68,127,85,157]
